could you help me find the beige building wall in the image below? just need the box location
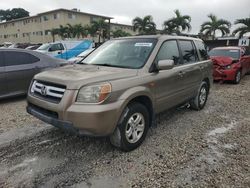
[0,9,112,44]
[110,23,138,36]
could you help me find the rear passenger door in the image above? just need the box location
[0,51,7,97]
[4,51,40,94]
[176,40,202,99]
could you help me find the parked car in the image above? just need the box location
[0,48,67,99]
[36,40,93,60]
[27,35,212,151]
[209,46,250,84]
[0,42,13,48]
[67,48,95,64]
[25,44,42,50]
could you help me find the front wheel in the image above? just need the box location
[234,70,241,84]
[109,103,149,151]
[190,81,209,110]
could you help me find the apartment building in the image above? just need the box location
[0,9,137,44]
[110,23,137,36]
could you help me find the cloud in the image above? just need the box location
[1,0,249,33]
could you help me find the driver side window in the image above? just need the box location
[155,40,180,65]
[50,43,64,51]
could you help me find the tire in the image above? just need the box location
[190,81,209,111]
[234,70,241,84]
[109,102,150,151]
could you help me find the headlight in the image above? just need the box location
[225,65,231,69]
[76,83,112,103]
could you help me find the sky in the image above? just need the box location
[1,0,250,34]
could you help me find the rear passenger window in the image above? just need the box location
[195,41,209,60]
[5,51,40,66]
[0,52,4,67]
[155,40,180,65]
[178,40,198,64]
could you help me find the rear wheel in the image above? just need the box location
[190,81,209,110]
[234,70,241,84]
[110,102,149,151]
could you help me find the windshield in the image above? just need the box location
[209,49,240,60]
[37,43,51,51]
[78,48,95,57]
[81,38,157,69]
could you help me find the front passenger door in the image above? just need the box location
[153,40,187,112]
[50,43,65,59]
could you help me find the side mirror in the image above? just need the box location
[48,47,53,52]
[157,59,174,70]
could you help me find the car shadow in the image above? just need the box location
[0,95,27,104]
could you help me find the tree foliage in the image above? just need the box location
[112,29,131,38]
[200,14,231,39]
[132,15,156,35]
[0,8,29,21]
[233,17,250,38]
[163,9,191,34]
[50,20,110,44]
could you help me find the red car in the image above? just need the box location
[209,46,250,84]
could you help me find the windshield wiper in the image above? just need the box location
[93,63,129,68]
[77,61,88,65]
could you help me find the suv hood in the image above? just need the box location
[34,64,138,89]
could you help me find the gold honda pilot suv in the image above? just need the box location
[27,35,212,151]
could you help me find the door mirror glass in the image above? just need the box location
[157,59,174,70]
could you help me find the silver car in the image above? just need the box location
[0,48,67,99]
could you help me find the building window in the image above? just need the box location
[35,31,43,36]
[53,13,59,19]
[43,16,49,21]
[68,13,76,19]
[68,13,72,19]
[45,30,50,35]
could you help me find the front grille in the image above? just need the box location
[31,80,66,103]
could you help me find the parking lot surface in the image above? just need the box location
[0,77,249,188]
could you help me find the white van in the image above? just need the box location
[36,40,93,60]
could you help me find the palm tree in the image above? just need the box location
[50,28,59,42]
[163,9,191,34]
[162,20,179,35]
[84,24,96,38]
[58,25,70,39]
[200,14,231,40]
[91,19,109,44]
[112,29,131,38]
[233,17,250,38]
[72,24,88,38]
[66,24,75,38]
[132,15,156,35]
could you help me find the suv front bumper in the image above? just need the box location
[26,95,125,136]
[27,105,79,134]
